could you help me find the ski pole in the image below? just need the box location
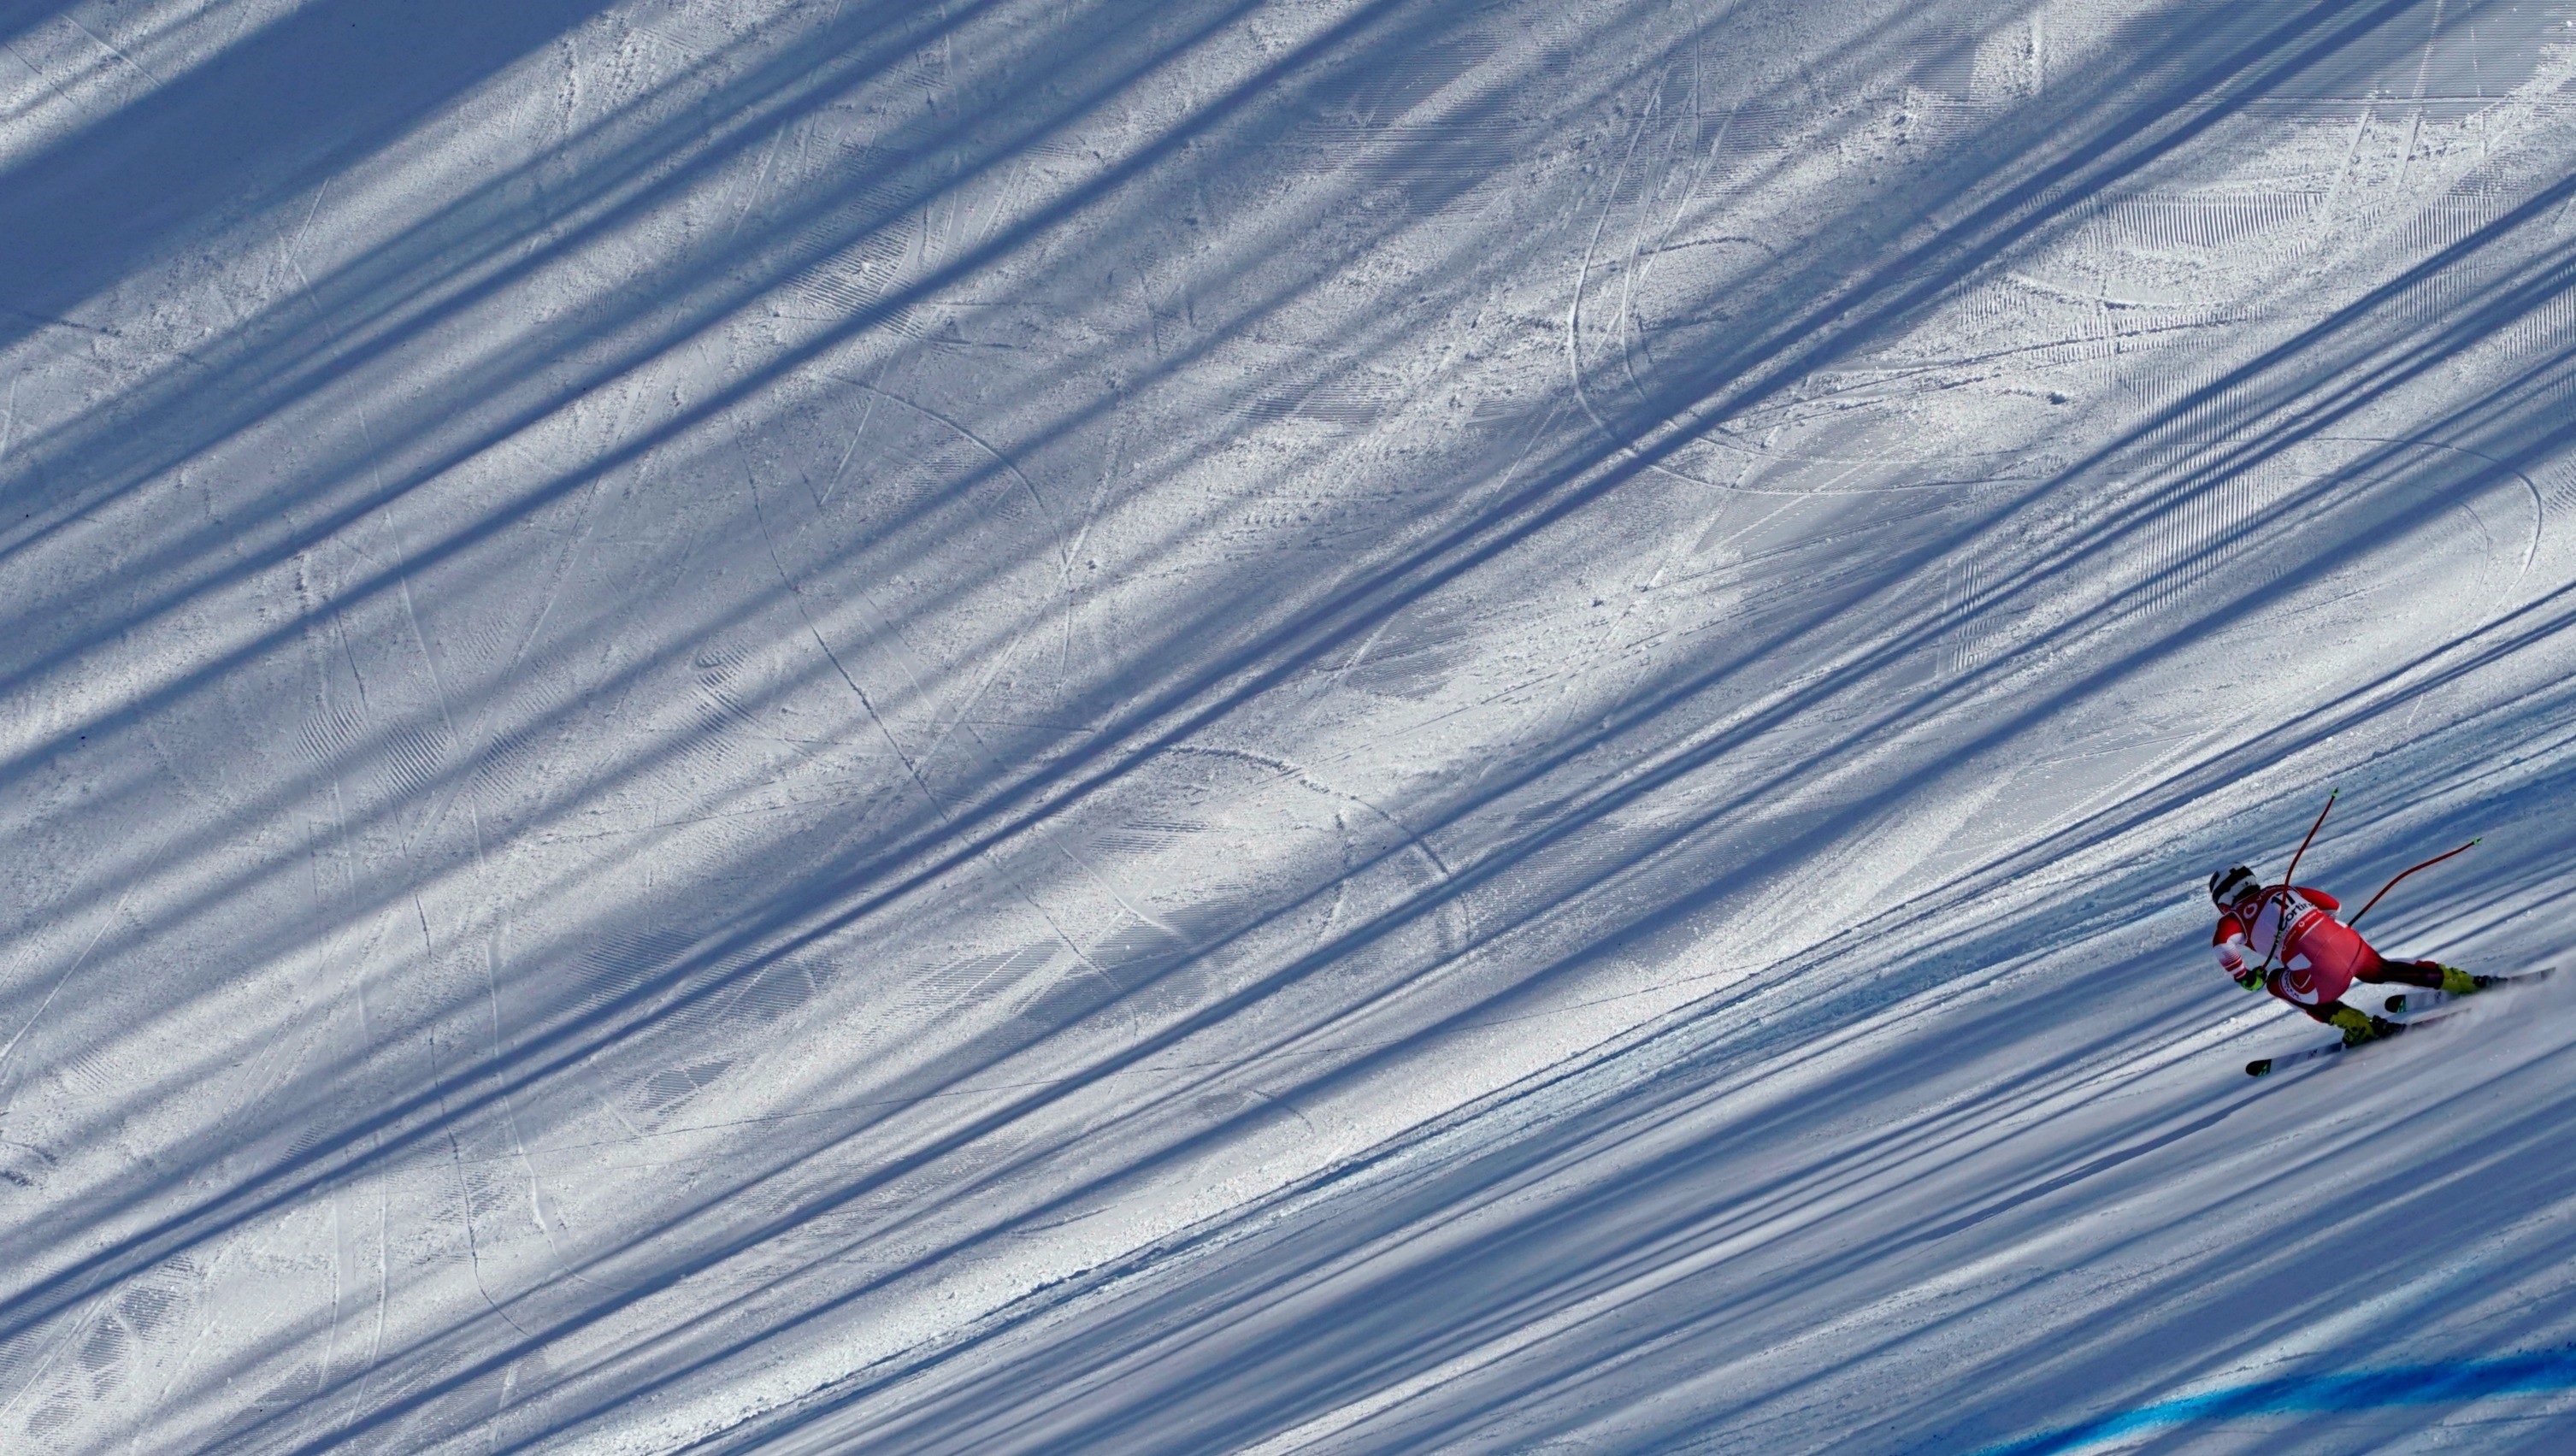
[2255,788,2336,975]
[2348,838,2479,928]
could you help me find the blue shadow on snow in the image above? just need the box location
[1978,1346,2576,1455]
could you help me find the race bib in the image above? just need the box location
[2245,887,2323,959]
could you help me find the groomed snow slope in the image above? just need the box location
[5,0,2576,1451]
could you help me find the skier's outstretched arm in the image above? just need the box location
[2213,922,2266,990]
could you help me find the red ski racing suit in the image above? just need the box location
[2213,885,2440,1021]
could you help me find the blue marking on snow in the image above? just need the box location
[1978,1348,2576,1455]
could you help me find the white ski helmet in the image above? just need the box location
[2208,864,2259,907]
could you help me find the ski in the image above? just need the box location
[2246,1010,2466,1077]
[2383,965,2555,1016]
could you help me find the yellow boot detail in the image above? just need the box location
[2328,1006,2379,1046]
[2441,966,2478,996]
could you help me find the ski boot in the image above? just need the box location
[2383,966,2490,1013]
[2327,1005,2404,1047]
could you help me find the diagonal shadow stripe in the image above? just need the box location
[1972,1346,2576,1455]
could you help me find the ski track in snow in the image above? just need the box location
[4,0,2576,1452]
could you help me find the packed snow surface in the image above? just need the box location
[5,0,2576,1451]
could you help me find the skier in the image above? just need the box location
[2208,864,2484,1046]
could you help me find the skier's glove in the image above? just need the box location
[2232,969,2266,993]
